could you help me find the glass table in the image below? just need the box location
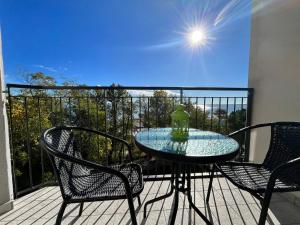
[135,128,239,225]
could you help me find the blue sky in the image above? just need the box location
[0,0,251,87]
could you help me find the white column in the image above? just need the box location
[248,0,300,203]
[249,0,300,161]
[0,29,14,214]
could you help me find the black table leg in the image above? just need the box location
[143,183,174,218]
[143,168,175,218]
[186,166,212,225]
[144,164,213,225]
[169,167,179,225]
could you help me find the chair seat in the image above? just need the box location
[64,163,143,201]
[217,162,298,193]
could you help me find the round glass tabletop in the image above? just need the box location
[134,128,239,164]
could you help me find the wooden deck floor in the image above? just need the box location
[1,177,300,225]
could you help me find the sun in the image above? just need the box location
[187,27,207,48]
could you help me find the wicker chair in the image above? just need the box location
[206,122,300,225]
[40,127,144,225]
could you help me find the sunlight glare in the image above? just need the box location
[187,27,207,48]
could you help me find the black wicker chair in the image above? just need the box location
[40,126,144,225]
[206,122,300,225]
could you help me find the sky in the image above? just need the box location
[0,0,252,88]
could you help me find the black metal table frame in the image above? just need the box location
[135,128,240,225]
[143,162,212,225]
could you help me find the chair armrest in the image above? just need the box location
[217,161,263,167]
[270,156,300,181]
[228,123,275,138]
[262,156,300,192]
[60,126,134,161]
[226,123,273,160]
[228,122,300,137]
[119,162,144,188]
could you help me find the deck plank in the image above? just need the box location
[0,178,299,225]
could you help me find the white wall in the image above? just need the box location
[0,30,14,214]
[248,0,300,201]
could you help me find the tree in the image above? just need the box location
[9,73,110,191]
[8,72,249,193]
[183,98,208,129]
[228,109,247,132]
[148,90,174,127]
[9,73,56,189]
[213,108,227,120]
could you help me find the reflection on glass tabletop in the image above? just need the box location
[135,128,239,159]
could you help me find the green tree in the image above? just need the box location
[148,90,174,127]
[228,109,247,132]
[9,73,110,191]
[8,72,249,193]
[214,108,227,120]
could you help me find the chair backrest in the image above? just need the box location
[41,127,87,198]
[43,127,82,158]
[263,122,300,183]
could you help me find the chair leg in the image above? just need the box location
[137,196,142,206]
[258,189,273,225]
[56,201,67,225]
[78,202,84,216]
[127,196,138,225]
[206,164,215,203]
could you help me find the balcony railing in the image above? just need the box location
[6,84,253,198]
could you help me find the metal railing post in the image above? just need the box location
[7,86,18,198]
[180,89,183,104]
[245,89,254,162]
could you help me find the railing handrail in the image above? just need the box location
[7,83,253,92]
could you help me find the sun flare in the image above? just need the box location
[187,27,207,48]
